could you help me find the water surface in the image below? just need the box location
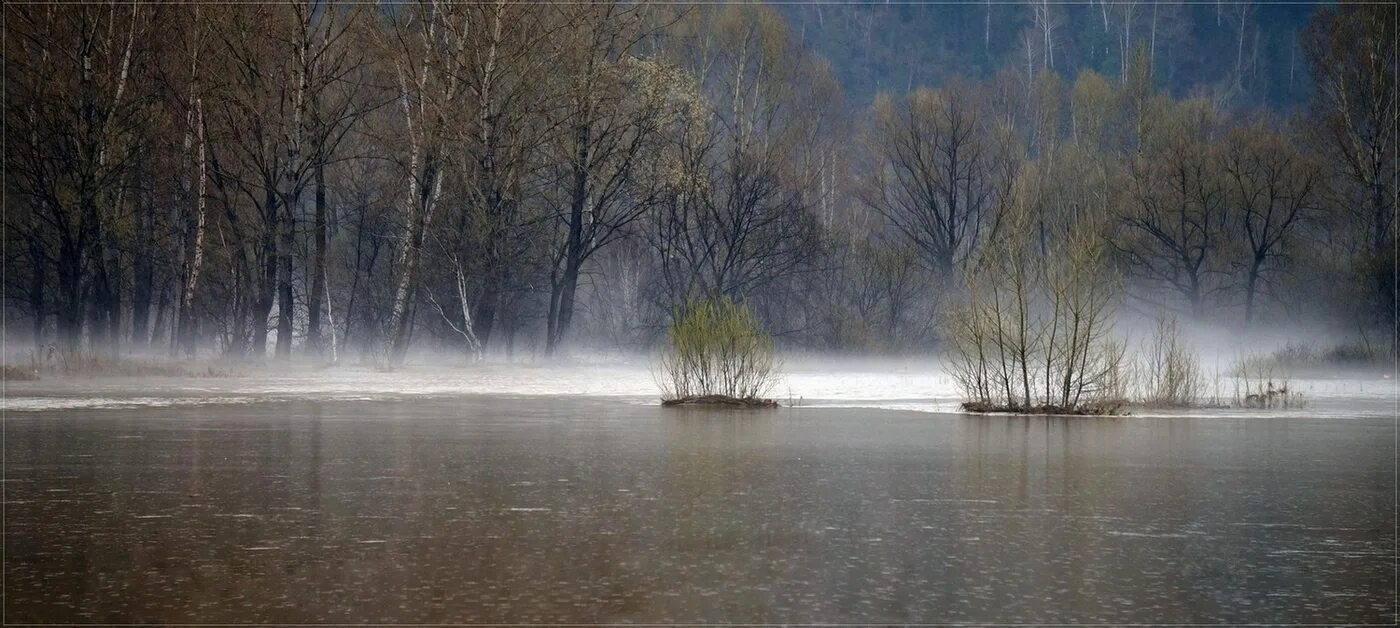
[4,393,1394,623]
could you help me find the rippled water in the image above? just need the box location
[3,377,1394,623]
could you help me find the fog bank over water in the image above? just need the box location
[4,354,1394,419]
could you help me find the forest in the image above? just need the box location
[3,1,1395,366]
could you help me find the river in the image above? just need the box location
[3,364,1395,622]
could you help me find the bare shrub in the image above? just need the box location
[656,298,779,402]
[1231,354,1305,409]
[946,218,1128,415]
[1138,314,1204,407]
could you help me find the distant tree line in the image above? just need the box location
[783,2,1320,111]
[3,2,1394,363]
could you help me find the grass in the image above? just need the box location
[1230,354,1305,409]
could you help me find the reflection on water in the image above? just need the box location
[4,397,1394,623]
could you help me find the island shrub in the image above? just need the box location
[946,220,1128,416]
[656,297,779,406]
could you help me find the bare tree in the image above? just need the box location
[948,205,1126,414]
[442,2,568,356]
[200,4,366,359]
[3,4,153,356]
[371,1,460,365]
[1220,120,1318,325]
[861,82,1015,278]
[541,3,677,356]
[302,5,373,359]
[649,5,830,308]
[1114,98,1227,318]
[1302,5,1397,257]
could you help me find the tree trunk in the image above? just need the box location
[1188,274,1204,319]
[56,238,83,356]
[341,202,369,359]
[252,190,279,358]
[30,254,46,352]
[176,99,208,359]
[545,270,563,355]
[474,265,503,352]
[324,263,338,364]
[275,188,297,359]
[151,283,170,352]
[554,261,582,355]
[984,0,991,53]
[224,217,253,358]
[546,124,592,357]
[1244,257,1262,326]
[98,229,122,356]
[277,14,310,360]
[387,158,442,365]
[306,162,327,356]
[1372,179,1390,256]
[131,186,154,349]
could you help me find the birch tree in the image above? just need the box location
[1302,5,1397,257]
[372,2,458,365]
[1114,97,1227,318]
[442,2,564,355]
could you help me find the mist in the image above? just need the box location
[2,2,1395,624]
[3,2,1395,370]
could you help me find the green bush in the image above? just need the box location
[656,297,778,401]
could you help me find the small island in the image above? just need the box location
[951,302,1309,416]
[655,297,780,408]
[662,395,779,408]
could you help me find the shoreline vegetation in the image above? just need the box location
[0,338,1378,407]
[956,336,1321,417]
[940,224,1337,417]
[0,300,1375,419]
[1,353,243,381]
